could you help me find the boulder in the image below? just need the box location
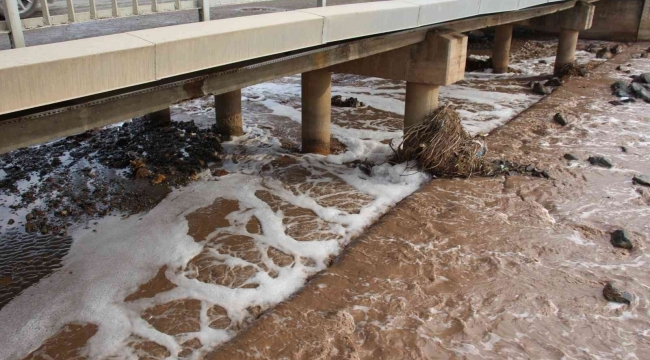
[553,113,568,126]
[588,156,613,168]
[545,77,563,87]
[611,229,633,249]
[603,282,633,304]
[563,154,579,161]
[532,82,553,95]
[633,174,650,187]
[631,83,650,102]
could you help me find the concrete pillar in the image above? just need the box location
[492,24,513,74]
[215,89,243,139]
[144,108,172,126]
[301,69,331,155]
[554,28,579,75]
[404,82,439,128]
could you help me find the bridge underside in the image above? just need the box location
[0,0,593,154]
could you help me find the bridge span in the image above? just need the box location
[0,0,597,154]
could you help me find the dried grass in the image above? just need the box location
[392,107,488,177]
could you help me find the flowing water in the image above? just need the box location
[0,40,636,359]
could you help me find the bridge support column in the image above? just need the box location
[405,82,439,128]
[328,30,467,129]
[301,69,331,155]
[492,24,513,74]
[144,108,172,126]
[215,89,243,139]
[555,29,579,74]
[553,1,595,76]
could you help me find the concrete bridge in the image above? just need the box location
[0,0,598,154]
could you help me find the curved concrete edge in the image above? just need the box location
[519,0,550,10]
[298,1,420,43]
[129,11,325,79]
[0,33,156,116]
[0,0,574,116]
[479,0,520,14]
[398,0,481,26]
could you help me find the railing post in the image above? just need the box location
[66,0,77,22]
[132,0,139,15]
[40,0,52,25]
[200,0,210,21]
[317,0,326,6]
[3,0,25,48]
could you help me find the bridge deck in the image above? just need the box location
[0,0,588,154]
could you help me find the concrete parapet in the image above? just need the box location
[398,0,480,26]
[479,0,519,15]
[0,33,155,115]
[129,11,324,79]
[518,0,548,9]
[299,1,419,43]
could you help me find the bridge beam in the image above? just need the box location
[492,24,513,74]
[330,31,467,128]
[301,69,331,155]
[144,108,172,126]
[554,1,595,75]
[215,90,244,139]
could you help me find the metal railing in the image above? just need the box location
[1,0,326,49]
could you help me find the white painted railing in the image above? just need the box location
[0,0,288,48]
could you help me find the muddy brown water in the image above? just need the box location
[5,40,648,359]
[204,46,650,359]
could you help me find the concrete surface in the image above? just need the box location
[299,1,419,42]
[479,0,519,15]
[0,0,382,50]
[400,0,480,26]
[129,11,324,78]
[0,33,155,115]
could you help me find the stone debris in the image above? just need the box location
[633,174,650,187]
[331,95,364,108]
[603,282,633,305]
[610,229,633,250]
[587,156,613,168]
[563,154,579,161]
[553,113,568,126]
[532,81,553,95]
[545,77,563,87]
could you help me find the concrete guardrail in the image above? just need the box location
[0,0,566,116]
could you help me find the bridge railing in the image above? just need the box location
[0,0,294,48]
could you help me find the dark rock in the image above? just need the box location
[331,95,364,108]
[639,73,650,84]
[616,66,622,71]
[564,154,579,161]
[586,44,600,53]
[577,66,590,77]
[611,229,633,250]
[603,282,633,304]
[541,170,550,179]
[588,156,613,168]
[466,56,492,72]
[25,222,38,233]
[596,48,613,59]
[633,174,650,187]
[620,146,628,153]
[532,82,553,95]
[538,59,547,64]
[545,77,563,87]
[553,113,568,126]
[7,219,14,225]
[611,80,630,92]
[631,83,650,102]
[609,100,625,106]
[642,52,650,58]
[611,44,625,54]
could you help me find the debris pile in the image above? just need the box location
[392,107,488,177]
[611,75,650,103]
[0,118,222,234]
